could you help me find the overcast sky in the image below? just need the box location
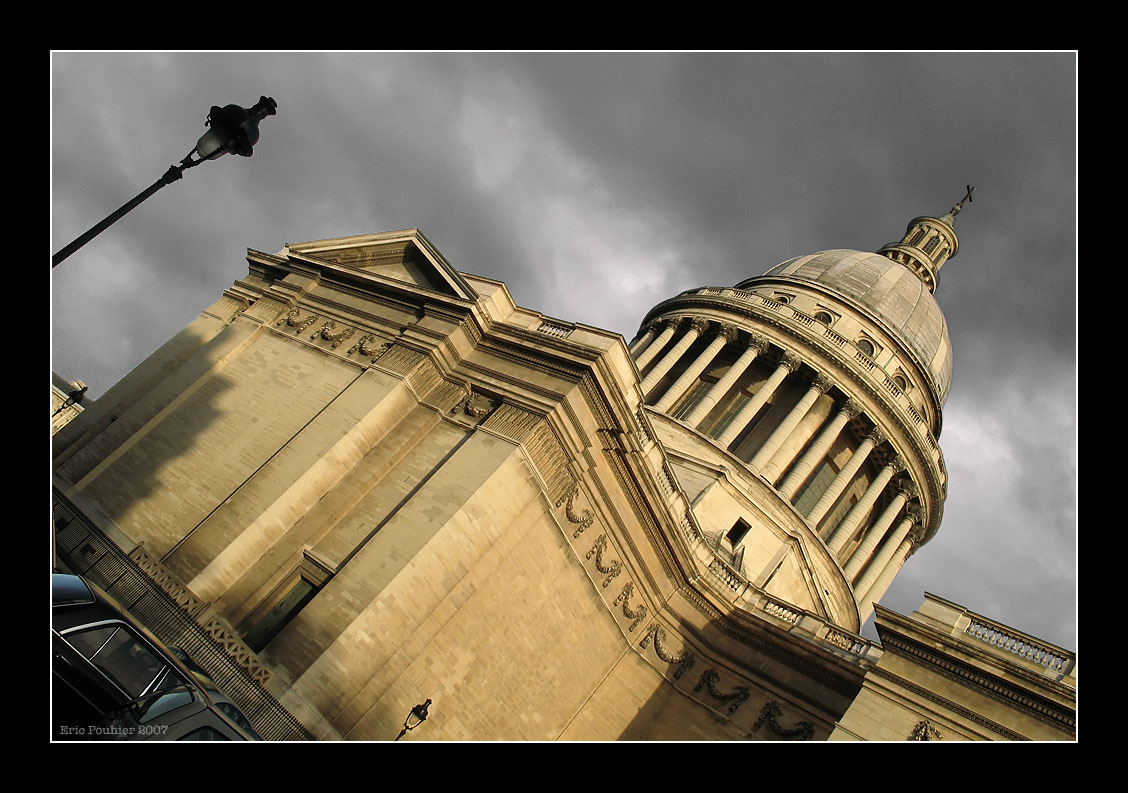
[50,52,1076,651]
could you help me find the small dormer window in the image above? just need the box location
[771,292,794,305]
[893,374,909,392]
[814,311,833,325]
[857,339,876,357]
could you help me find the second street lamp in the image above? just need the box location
[52,96,278,269]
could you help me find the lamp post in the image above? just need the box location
[394,699,432,741]
[52,96,278,269]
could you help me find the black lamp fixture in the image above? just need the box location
[52,96,278,268]
[394,699,432,741]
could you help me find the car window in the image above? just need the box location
[135,687,197,724]
[214,701,261,737]
[64,624,166,698]
[179,726,230,741]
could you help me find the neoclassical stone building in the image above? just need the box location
[52,198,1075,740]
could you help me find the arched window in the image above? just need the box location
[814,311,833,325]
[857,339,875,357]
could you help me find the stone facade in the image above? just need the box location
[52,215,1075,740]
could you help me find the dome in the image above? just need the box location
[740,249,953,403]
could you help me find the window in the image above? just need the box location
[707,392,750,439]
[671,379,713,422]
[179,727,230,741]
[64,623,167,699]
[814,311,833,325]
[244,578,318,653]
[857,339,875,357]
[727,518,751,546]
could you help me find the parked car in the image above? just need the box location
[52,573,262,740]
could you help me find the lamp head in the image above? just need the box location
[193,96,278,161]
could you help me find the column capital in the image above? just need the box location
[906,504,926,525]
[811,372,834,394]
[894,478,918,501]
[866,427,887,447]
[907,521,928,552]
[718,322,741,344]
[841,396,864,420]
[745,332,770,355]
[689,317,710,334]
[885,453,906,473]
[779,351,803,372]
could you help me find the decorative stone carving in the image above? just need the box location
[555,484,594,538]
[693,669,750,714]
[907,520,929,554]
[746,332,770,355]
[585,534,622,588]
[452,390,498,419]
[754,701,815,740]
[277,308,319,333]
[312,320,356,348]
[894,479,919,501]
[841,396,864,421]
[780,351,803,372]
[909,720,942,741]
[201,617,273,685]
[638,624,696,679]
[612,581,647,632]
[346,334,389,358]
[811,372,835,394]
[718,322,740,344]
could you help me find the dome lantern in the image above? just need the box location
[876,185,974,294]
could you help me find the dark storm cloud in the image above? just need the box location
[51,51,1076,650]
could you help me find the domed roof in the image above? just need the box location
[746,249,953,403]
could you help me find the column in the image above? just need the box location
[855,515,926,622]
[633,319,677,372]
[629,321,660,355]
[843,480,916,580]
[640,318,708,397]
[715,352,801,448]
[682,333,768,428]
[777,397,862,499]
[854,506,924,602]
[749,372,833,472]
[827,455,904,554]
[806,428,884,528]
[653,324,735,413]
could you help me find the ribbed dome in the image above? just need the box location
[741,249,953,403]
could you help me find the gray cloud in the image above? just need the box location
[51,51,1076,650]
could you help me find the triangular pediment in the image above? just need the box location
[285,229,478,301]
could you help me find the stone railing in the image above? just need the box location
[965,617,1075,677]
[536,319,574,338]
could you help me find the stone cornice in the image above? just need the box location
[867,665,1029,740]
[875,629,1076,737]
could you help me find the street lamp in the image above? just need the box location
[394,699,432,741]
[52,96,278,268]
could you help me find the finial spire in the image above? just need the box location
[950,184,975,218]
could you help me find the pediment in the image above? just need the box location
[286,229,477,301]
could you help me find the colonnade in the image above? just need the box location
[630,316,926,608]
